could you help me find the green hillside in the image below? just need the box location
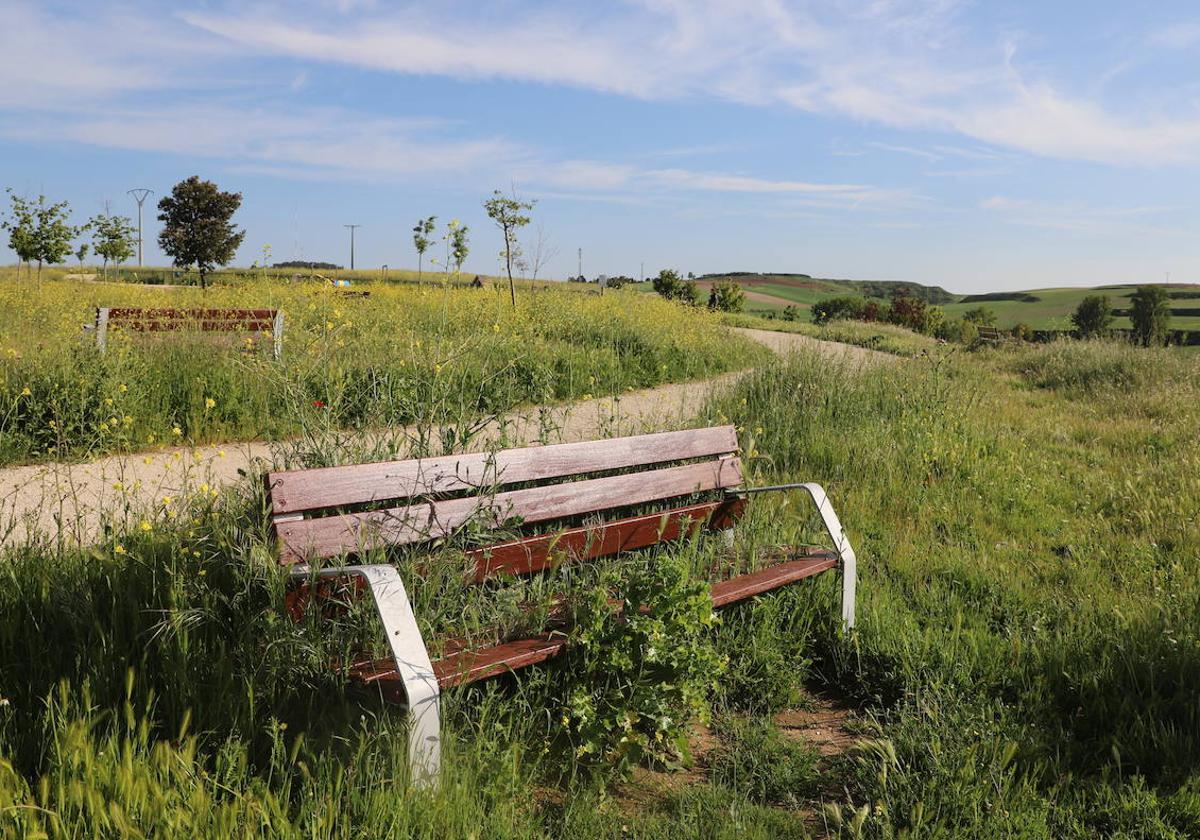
[636,272,1200,329]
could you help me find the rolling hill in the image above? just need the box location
[635,272,1200,330]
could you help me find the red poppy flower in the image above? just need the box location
[312,400,326,408]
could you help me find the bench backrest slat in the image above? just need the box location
[276,456,742,563]
[107,307,277,321]
[267,425,739,516]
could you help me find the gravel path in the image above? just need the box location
[0,328,889,546]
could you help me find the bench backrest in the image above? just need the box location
[267,426,745,566]
[95,307,284,359]
[976,326,1004,341]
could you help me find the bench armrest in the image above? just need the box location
[729,483,857,630]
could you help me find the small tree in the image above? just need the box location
[157,176,245,290]
[89,213,136,279]
[652,269,697,304]
[1129,286,1171,346]
[412,216,436,283]
[708,280,745,313]
[2,190,37,279]
[525,221,558,283]
[440,220,470,281]
[74,242,89,270]
[4,191,76,281]
[484,189,534,306]
[1071,294,1113,338]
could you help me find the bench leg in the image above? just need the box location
[272,311,285,361]
[95,307,110,352]
[289,564,441,786]
[732,483,858,630]
[795,483,857,630]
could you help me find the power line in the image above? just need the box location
[127,188,153,267]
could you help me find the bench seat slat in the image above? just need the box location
[466,498,746,582]
[276,457,743,563]
[267,425,739,516]
[346,552,838,692]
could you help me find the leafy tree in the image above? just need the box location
[1071,294,1113,338]
[440,220,470,280]
[89,213,136,279]
[157,176,245,290]
[483,190,534,306]
[962,306,997,326]
[2,190,37,279]
[74,242,89,269]
[412,216,436,283]
[652,269,697,304]
[1129,285,1171,346]
[604,275,634,289]
[782,305,800,322]
[708,280,745,313]
[2,190,77,281]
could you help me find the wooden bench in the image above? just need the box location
[265,425,858,784]
[975,325,1005,345]
[88,307,285,360]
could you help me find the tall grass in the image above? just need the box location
[1,330,1196,835]
[0,273,765,464]
[705,340,1200,836]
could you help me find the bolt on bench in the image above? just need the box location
[86,307,285,360]
[266,425,857,784]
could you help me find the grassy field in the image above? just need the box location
[631,271,1200,330]
[0,269,766,465]
[723,313,939,357]
[0,334,1196,836]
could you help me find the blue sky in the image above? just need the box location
[3,0,1200,292]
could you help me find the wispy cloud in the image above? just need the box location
[177,0,1200,166]
[980,195,1184,235]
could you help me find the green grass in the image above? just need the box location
[0,272,766,465]
[723,313,938,357]
[941,285,1200,330]
[1,330,1198,835]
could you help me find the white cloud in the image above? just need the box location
[177,0,1200,166]
[980,194,1183,235]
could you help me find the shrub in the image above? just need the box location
[962,306,997,326]
[652,269,698,305]
[707,280,745,313]
[1130,286,1171,346]
[887,289,930,333]
[811,296,868,325]
[1071,295,1114,338]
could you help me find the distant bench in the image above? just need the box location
[265,425,859,784]
[975,326,1005,344]
[87,307,285,360]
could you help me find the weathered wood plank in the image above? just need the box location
[267,425,739,515]
[709,554,838,607]
[346,551,839,693]
[276,457,743,563]
[466,498,747,582]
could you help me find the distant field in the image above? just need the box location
[943,285,1200,329]
[633,273,1200,329]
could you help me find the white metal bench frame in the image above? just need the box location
[288,482,857,787]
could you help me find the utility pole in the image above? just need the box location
[127,188,153,267]
[640,261,644,282]
[344,224,361,271]
[577,247,582,281]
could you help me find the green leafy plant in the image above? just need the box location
[557,555,723,774]
[412,215,436,284]
[483,190,534,306]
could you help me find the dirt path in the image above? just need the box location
[0,328,889,546]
